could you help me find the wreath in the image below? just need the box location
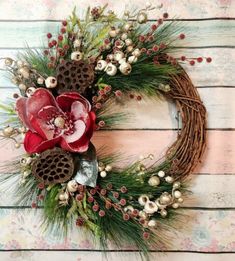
[0,4,209,260]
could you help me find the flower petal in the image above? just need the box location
[56,92,91,112]
[24,130,60,154]
[63,120,86,144]
[71,101,88,121]
[60,111,96,153]
[15,97,33,130]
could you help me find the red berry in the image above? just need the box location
[119,198,127,206]
[120,186,127,193]
[147,49,152,55]
[148,35,154,42]
[99,210,106,217]
[197,57,203,63]
[129,94,135,99]
[47,33,52,39]
[132,209,139,217]
[190,60,195,66]
[76,217,85,227]
[136,95,142,101]
[163,12,169,19]
[152,45,159,52]
[31,202,37,208]
[60,27,66,34]
[50,56,55,61]
[105,201,112,209]
[115,90,122,97]
[38,194,44,200]
[95,103,102,109]
[151,24,158,31]
[48,42,53,48]
[158,18,163,25]
[181,56,186,61]
[90,189,97,195]
[92,204,99,212]
[98,121,105,128]
[52,40,57,46]
[37,183,45,190]
[159,43,166,49]
[58,35,63,41]
[139,218,145,225]
[141,48,147,53]
[113,192,119,198]
[123,213,130,221]
[143,232,150,240]
[87,196,94,203]
[179,33,185,39]
[48,62,54,68]
[100,189,107,196]
[63,44,69,50]
[44,50,49,55]
[106,183,113,190]
[206,57,212,63]
[76,194,84,201]
[139,35,145,42]
[104,38,110,45]
[62,20,67,26]
[104,85,111,93]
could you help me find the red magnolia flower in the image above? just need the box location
[16,88,96,154]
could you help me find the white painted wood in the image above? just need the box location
[0,20,234,48]
[0,209,233,251]
[0,0,234,20]
[1,174,234,208]
[1,48,233,87]
[0,87,234,129]
[0,251,234,261]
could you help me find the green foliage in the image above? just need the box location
[18,48,55,77]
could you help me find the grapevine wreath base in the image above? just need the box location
[0,4,208,260]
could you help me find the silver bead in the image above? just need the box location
[45,76,57,88]
[128,55,138,64]
[148,219,157,227]
[19,83,27,91]
[160,209,167,217]
[105,165,112,172]
[177,197,184,203]
[125,38,133,46]
[109,29,117,38]
[148,176,160,187]
[158,170,165,178]
[100,171,107,178]
[105,63,117,76]
[137,12,148,24]
[174,190,182,199]
[73,39,82,48]
[95,60,107,71]
[172,203,179,209]
[119,62,132,75]
[114,51,125,61]
[159,192,172,205]
[26,87,36,97]
[173,181,181,189]
[67,180,78,193]
[71,51,83,61]
[121,33,128,40]
[18,67,30,79]
[165,176,174,183]
[138,195,149,206]
[3,126,14,137]
[132,48,141,57]
[4,58,14,66]
[37,77,44,85]
[144,201,158,214]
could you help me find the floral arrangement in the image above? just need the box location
[0,3,209,260]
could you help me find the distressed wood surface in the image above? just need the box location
[1,48,234,88]
[0,20,234,48]
[0,0,234,259]
[0,252,234,261]
[0,0,234,20]
[0,209,234,251]
[0,87,235,129]
[1,174,234,208]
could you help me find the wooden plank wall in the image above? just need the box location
[0,0,234,260]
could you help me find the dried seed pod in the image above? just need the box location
[32,147,74,185]
[56,60,95,95]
